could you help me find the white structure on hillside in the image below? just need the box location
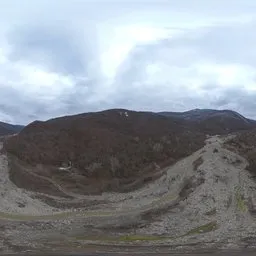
[58,161,72,171]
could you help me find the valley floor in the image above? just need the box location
[1,135,256,253]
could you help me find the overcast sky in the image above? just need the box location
[1,0,256,124]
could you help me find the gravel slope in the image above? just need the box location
[0,142,60,215]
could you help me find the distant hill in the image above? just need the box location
[158,109,256,134]
[0,121,24,136]
[225,128,256,176]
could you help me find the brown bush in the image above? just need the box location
[224,129,256,176]
[193,156,204,171]
[8,155,70,197]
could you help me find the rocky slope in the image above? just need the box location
[1,134,256,253]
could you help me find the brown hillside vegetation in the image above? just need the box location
[4,109,206,195]
[160,109,256,135]
[191,115,254,135]
[225,129,256,176]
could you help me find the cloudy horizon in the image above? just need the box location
[1,0,256,125]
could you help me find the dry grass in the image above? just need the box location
[184,221,217,236]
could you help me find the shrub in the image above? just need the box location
[193,156,203,171]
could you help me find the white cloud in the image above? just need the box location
[99,25,172,78]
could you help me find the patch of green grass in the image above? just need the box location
[0,192,176,222]
[74,226,219,244]
[235,186,248,212]
[0,209,116,221]
[151,194,177,207]
[74,234,171,242]
[0,212,33,220]
[73,222,218,244]
[184,221,217,236]
[0,211,74,221]
[118,235,170,241]
[74,235,115,242]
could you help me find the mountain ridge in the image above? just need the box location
[0,121,24,136]
[159,109,256,134]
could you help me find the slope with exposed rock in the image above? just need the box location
[2,134,256,252]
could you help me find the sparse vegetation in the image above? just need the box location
[0,211,72,221]
[184,221,217,236]
[179,176,205,199]
[74,234,172,242]
[214,175,228,185]
[0,207,119,221]
[213,148,218,153]
[118,235,169,241]
[192,156,203,171]
[8,155,70,197]
[235,186,247,212]
[205,208,217,216]
[233,158,242,165]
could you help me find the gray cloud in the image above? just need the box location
[107,18,256,120]
[7,24,98,76]
[0,85,46,124]
[1,0,256,124]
